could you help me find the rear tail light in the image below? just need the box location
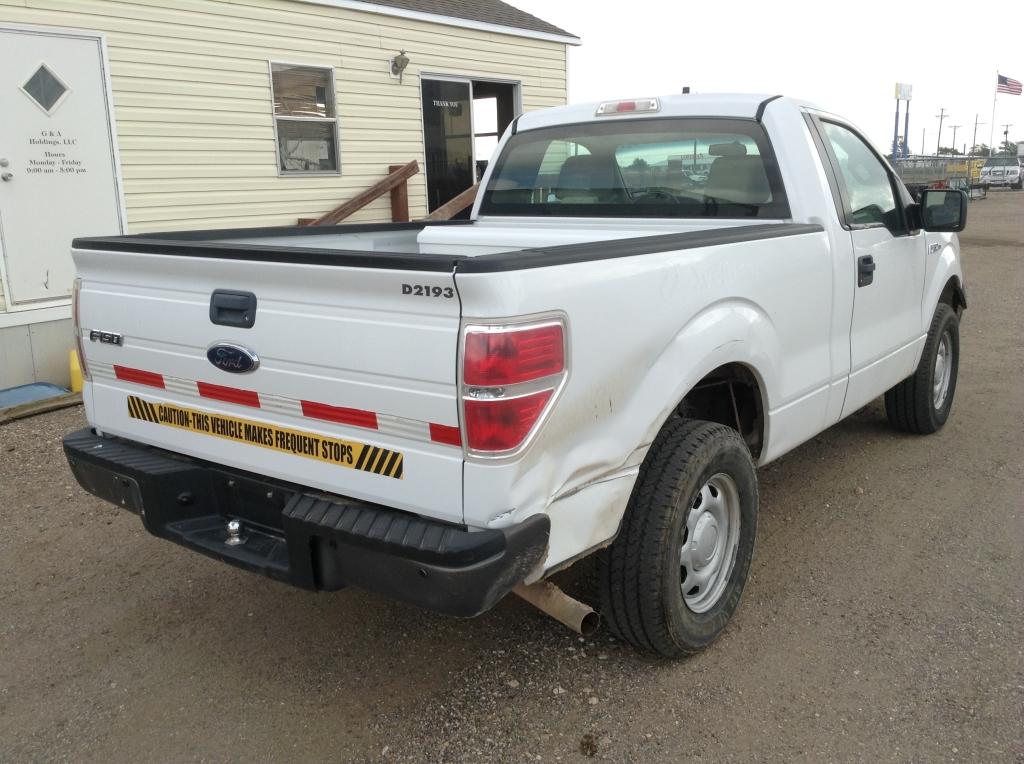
[71,277,90,382]
[461,320,567,455]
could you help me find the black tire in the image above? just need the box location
[885,303,959,434]
[598,419,757,657]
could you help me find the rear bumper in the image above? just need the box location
[63,428,549,617]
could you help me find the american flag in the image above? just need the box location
[997,74,1022,95]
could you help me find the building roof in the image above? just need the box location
[367,0,573,37]
[303,0,579,43]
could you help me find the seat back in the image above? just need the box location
[554,155,625,203]
[704,156,772,206]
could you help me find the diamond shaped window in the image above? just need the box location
[22,64,68,113]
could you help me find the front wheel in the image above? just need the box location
[885,303,960,434]
[598,419,757,657]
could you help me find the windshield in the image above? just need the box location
[983,157,1019,167]
[478,118,790,218]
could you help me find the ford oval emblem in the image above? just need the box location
[206,342,259,374]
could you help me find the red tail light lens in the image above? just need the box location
[464,324,564,386]
[464,390,553,452]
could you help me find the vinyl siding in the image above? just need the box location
[0,0,568,238]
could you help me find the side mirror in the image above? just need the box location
[918,188,967,232]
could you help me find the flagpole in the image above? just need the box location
[989,73,998,156]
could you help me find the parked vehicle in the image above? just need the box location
[980,156,1023,189]
[894,156,986,197]
[64,94,968,657]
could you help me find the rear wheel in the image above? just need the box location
[885,303,959,434]
[599,419,757,657]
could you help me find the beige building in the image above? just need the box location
[0,0,577,390]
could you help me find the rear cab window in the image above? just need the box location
[479,118,790,219]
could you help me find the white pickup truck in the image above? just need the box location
[65,94,968,657]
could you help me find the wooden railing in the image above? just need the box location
[424,182,480,221]
[298,160,419,226]
[297,161,480,225]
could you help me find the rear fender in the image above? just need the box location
[633,298,776,452]
[517,299,778,571]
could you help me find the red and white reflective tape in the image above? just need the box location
[95,362,461,448]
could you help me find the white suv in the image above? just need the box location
[980,157,1023,189]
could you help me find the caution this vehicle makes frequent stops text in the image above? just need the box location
[65,94,968,656]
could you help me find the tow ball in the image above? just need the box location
[224,518,246,547]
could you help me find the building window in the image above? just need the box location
[270,63,339,174]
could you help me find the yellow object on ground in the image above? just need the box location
[69,348,84,393]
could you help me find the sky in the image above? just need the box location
[510,0,1024,155]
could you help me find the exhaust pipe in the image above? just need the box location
[513,581,600,636]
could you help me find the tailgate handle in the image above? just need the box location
[210,290,257,328]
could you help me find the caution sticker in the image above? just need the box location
[127,395,404,479]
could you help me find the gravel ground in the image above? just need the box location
[1,192,1022,763]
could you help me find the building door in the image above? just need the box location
[421,78,474,213]
[421,77,519,214]
[0,25,124,307]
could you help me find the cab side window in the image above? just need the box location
[821,122,901,231]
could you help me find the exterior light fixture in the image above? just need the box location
[390,50,410,83]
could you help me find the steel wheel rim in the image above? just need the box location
[933,331,953,410]
[680,473,741,613]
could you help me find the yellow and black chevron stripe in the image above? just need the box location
[124,394,405,480]
[127,395,160,423]
[353,445,404,479]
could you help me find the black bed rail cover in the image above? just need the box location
[455,223,824,273]
[73,222,825,274]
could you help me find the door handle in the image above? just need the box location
[857,255,876,287]
[0,172,12,182]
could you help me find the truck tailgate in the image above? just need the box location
[73,246,464,524]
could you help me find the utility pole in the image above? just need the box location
[949,125,961,155]
[921,128,926,155]
[1001,123,1013,154]
[935,108,948,155]
[970,114,987,155]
